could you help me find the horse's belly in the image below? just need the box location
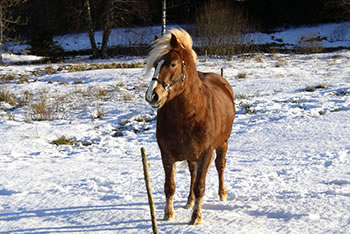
[157,132,209,162]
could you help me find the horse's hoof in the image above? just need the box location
[219,190,227,201]
[163,213,175,221]
[189,217,202,225]
[219,193,227,201]
[189,212,202,225]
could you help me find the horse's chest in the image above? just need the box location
[156,120,208,161]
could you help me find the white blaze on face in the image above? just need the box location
[146,60,164,102]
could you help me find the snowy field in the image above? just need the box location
[1,23,350,233]
[1,50,349,233]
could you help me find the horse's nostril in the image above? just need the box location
[152,92,159,103]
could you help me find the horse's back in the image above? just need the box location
[198,71,235,147]
[198,71,234,106]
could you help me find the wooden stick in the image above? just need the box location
[141,147,158,234]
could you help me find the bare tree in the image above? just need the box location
[0,0,27,64]
[161,0,166,36]
[195,0,258,55]
[100,0,115,58]
[82,0,149,58]
[84,0,98,57]
[321,0,350,21]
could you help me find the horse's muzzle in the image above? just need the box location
[145,90,159,108]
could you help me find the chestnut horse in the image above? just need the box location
[145,29,235,225]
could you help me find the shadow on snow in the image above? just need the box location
[1,203,157,233]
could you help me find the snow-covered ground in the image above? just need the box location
[1,23,350,233]
[1,49,350,233]
[53,22,350,52]
[2,53,44,64]
[256,22,350,48]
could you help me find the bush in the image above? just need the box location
[29,37,64,58]
[194,0,259,56]
[296,33,325,54]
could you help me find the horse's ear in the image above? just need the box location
[170,33,185,50]
[170,33,179,49]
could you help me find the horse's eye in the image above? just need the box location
[171,63,176,68]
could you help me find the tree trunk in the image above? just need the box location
[84,0,98,58]
[0,6,4,46]
[161,0,166,36]
[0,7,3,64]
[101,22,112,58]
[101,0,113,59]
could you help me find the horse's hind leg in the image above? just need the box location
[190,149,214,225]
[185,160,196,209]
[215,141,228,201]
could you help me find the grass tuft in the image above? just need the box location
[239,101,256,114]
[29,99,57,121]
[305,84,326,92]
[237,72,248,79]
[51,136,92,146]
[0,89,13,103]
[305,86,316,92]
[51,136,75,146]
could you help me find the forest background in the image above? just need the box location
[1,0,350,58]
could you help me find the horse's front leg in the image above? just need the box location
[190,150,214,225]
[163,161,176,220]
[185,160,197,209]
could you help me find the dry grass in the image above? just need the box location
[305,84,327,92]
[1,74,30,84]
[296,34,326,54]
[96,109,105,119]
[239,101,256,114]
[97,88,108,98]
[256,55,264,63]
[0,62,144,85]
[51,136,92,146]
[122,94,133,102]
[66,62,143,73]
[92,105,105,120]
[17,75,29,84]
[0,89,15,104]
[51,136,75,146]
[235,93,248,100]
[1,90,74,124]
[1,61,142,123]
[237,72,248,79]
[29,100,51,121]
[15,90,32,108]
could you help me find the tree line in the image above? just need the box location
[1,0,349,58]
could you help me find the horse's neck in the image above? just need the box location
[171,68,205,119]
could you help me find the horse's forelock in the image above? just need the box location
[145,28,197,75]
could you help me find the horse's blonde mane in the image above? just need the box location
[145,28,197,74]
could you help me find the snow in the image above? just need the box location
[1,24,350,233]
[256,22,350,48]
[54,25,183,52]
[53,23,350,52]
[2,54,43,64]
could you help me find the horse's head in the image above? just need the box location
[145,33,186,109]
